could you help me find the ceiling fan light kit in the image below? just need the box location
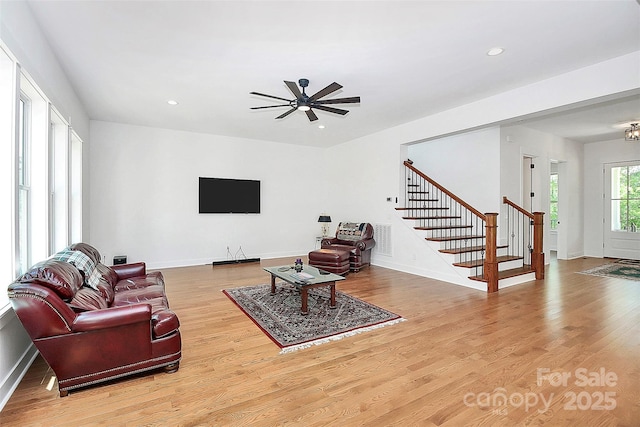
[624,123,639,141]
[250,78,360,122]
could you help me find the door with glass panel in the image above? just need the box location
[604,162,640,260]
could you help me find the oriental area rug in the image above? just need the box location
[223,283,405,354]
[578,259,640,282]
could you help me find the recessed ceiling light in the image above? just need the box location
[487,47,504,56]
[167,100,179,105]
[318,125,325,129]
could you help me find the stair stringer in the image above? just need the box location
[394,213,487,291]
[397,213,538,291]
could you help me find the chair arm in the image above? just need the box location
[321,238,339,247]
[72,304,151,332]
[356,238,376,251]
[112,262,146,280]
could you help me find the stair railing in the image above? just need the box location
[502,196,545,280]
[403,161,499,292]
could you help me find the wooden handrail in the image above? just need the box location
[502,196,534,219]
[502,196,545,280]
[404,161,486,221]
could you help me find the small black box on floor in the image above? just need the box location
[113,256,127,265]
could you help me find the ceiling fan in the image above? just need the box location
[250,78,360,122]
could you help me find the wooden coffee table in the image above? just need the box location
[263,265,346,315]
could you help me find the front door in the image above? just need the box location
[604,161,640,260]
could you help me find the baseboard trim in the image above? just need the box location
[0,343,39,411]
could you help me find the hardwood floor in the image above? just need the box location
[1,256,639,426]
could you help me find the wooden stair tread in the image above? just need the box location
[415,225,472,231]
[402,216,461,220]
[468,265,535,282]
[439,244,508,254]
[426,234,484,242]
[453,255,523,268]
[396,207,450,211]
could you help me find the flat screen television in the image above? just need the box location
[199,177,261,214]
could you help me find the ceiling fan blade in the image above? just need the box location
[314,96,360,105]
[312,105,349,115]
[308,82,343,101]
[275,108,297,119]
[250,91,291,102]
[250,104,291,110]
[306,109,318,122]
[284,81,303,99]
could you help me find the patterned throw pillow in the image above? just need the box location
[336,222,365,242]
[51,249,102,291]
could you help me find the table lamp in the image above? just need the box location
[318,215,332,237]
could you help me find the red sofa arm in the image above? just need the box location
[321,237,339,247]
[356,238,376,251]
[112,262,146,280]
[72,304,151,332]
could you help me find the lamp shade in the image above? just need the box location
[318,215,332,223]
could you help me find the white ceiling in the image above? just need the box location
[25,0,640,147]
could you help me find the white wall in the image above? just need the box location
[89,121,330,269]
[584,139,640,257]
[408,127,502,214]
[500,125,584,260]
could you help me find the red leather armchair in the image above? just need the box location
[7,243,181,396]
[321,222,376,272]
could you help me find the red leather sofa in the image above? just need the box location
[321,222,376,272]
[7,243,181,396]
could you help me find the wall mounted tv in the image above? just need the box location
[199,177,261,214]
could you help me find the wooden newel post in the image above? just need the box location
[484,213,499,293]
[532,212,545,280]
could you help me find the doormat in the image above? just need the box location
[578,259,640,281]
[223,283,405,354]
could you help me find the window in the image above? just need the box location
[19,73,50,268]
[70,131,83,243]
[611,164,640,232]
[17,96,30,275]
[50,107,70,253]
[0,42,82,312]
[549,173,558,231]
[0,45,15,310]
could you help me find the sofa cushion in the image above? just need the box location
[113,271,165,292]
[336,222,367,242]
[51,249,102,291]
[69,287,109,311]
[96,263,118,287]
[112,287,168,306]
[17,260,83,300]
[68,242,101,265]
[94,263,117,304]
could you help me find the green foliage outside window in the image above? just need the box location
[611,165,640,232]
[550,174,558,230]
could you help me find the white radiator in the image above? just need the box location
[373,223,392,256]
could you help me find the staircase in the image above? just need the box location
[398,161,543,292]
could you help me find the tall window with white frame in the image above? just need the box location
[611,164,640,233]
[70,131,83,243]
[17,95,30,276]
[50,107,70,253]
[0,45,16,309]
